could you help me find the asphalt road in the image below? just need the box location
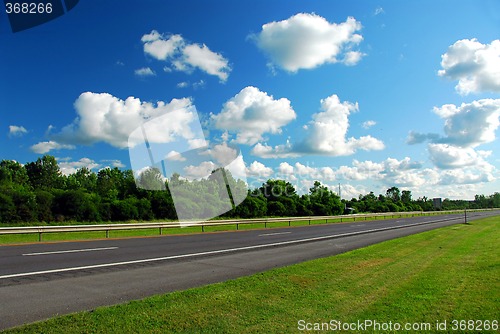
[0,211,498,330]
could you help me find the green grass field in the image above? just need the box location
[3,216,498,333]
[0,211,458,245]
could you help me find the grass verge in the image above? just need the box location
[4,216,498,333]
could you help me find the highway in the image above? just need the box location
[0,211,498,330]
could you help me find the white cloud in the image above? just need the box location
[183,161,216,180]
[246,161,273,178]
[438,39,500,95]
[343,51,365,66]
[142,32,184,60]
[250,142,299,159]
[177,81,189,88]
[294,94,384,156]
[58,157,100,175]
[181,43,230,82]
[30,141,75,154]
[101,159,125,168]
[134,67,156,77]
[253,13,364,72]
[8,125,27,137]
[55,92,200,149]
[141,30,231,81]
[165,150,186,162]
[249,95,383,158]
[362,120,376,129]
[212,86,296,145]
[438,167,494,186]
[334,157,427,188]
[428,143,492,169]
[278,162,294,175]
[432,99,500,147]
[205,142,239,166]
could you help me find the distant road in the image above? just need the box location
[1,211,498,330]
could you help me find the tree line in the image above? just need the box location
[0,155,499,224]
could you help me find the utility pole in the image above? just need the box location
[338,183,341,199]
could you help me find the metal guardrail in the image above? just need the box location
[0,209,494,241]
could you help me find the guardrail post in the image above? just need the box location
[159,227,162,235]
[236,223,239,230]
[202,225,204,232]
[288,220,291,227]
[265,220,267,228]
[39,232,42,242]
[308,219,311,225]
[106,230,109,238]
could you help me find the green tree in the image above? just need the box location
[74,167,97,192]
[386,186,401,202]
[308,181,342,215]
[0,160,30,187]
[96,168,122,201]
[401,190,412,204]
[25,155,62,190]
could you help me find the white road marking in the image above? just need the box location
[22,247,118,256]
[1,217,461,280]
[259,232,292,237]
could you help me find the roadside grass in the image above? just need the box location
[4,216,498,333]
[0,211,459,245]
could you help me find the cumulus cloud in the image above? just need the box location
[294,94,384,156]
[8,125,27,137]
[278,162,294,175]
[212,86,296,145]
[101,159,125,168]
[141,30,231,81]
[250,142,299,159]
[246,161,273,178]
[249,94,383,158]
[165,150,186,162]
[407,99,500,150]
[252,13,364,72]
[53,92,201,150]
[30,141,75,154]
[134,67,156,77]
[408,99,499,175]
[58,157,101,175]
[335,157,423,186]
[183,161,216,180]
[433,99,500,147]
[428,144,492,169]
[362,120,376,129]
[438,39,500,95]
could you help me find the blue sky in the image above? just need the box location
[1,0,499,200]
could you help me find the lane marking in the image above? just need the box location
[259,232,292,237]
[22,247,118,256]
[0,217,463,279]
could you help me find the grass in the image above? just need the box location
[0,211,459,245]
[3,216,498,333]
